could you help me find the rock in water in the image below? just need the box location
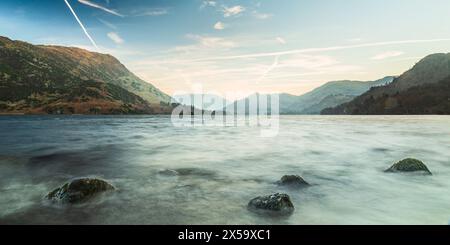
[277,175,310,187]
[248,193,294,215]
[385,158,432,175]
[46,178,115,204]
[158,169,179,176]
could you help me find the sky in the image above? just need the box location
[1,0,450,99]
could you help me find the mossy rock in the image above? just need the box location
[248,193,294,215]
[385,158,432,175]
[277,175,310,187]
[46,178,115,204]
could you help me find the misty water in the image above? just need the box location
[0,115,449,225]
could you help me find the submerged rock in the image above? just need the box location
[175,168,216,177]
[277,175,310,187]
[385,158,432,175]
[158,169,179,176]
[158,168,217,178]
[46,178,115,204]
[248,193,294,215]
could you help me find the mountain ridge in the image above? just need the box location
[0,36,173,114]
[224,76,394,115]
[322,53,450,115]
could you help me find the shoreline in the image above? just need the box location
[1,113,450,116]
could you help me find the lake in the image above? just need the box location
[0,115,449,224]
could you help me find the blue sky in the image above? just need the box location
[1,0,450,98]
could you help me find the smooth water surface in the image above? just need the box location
[0,115,449,224]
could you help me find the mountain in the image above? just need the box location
[172,94,229,111]
[322,53,450,115]
[0,36,172,114]
[225,77,394,115]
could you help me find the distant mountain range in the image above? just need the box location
[225,76,394,114]
[322,53,450,115]
[0,36,171,114]
[1,35,449,115]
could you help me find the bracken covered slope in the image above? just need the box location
[322,53,450,115]
[0,36,172,114]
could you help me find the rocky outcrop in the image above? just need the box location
[248,193,294,215]
[46,178,115,204]
[277,175,310,187]
[385,158,432,175]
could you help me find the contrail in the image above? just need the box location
[78,0,124,17]
[185,38,450,63]
[257,55,279,83]
[135,38,450,66]
[64,0,99,50]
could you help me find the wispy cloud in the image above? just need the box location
[131,8,169,17]
[184,34,236,49]
[252,11,273,20]
[185,38,450,62]
[98,18,117,29]
[257,55,279,82]
[214,21,226,30]
[107,32,124,44]
[278,54,339,69]
[200,1,217,9]
[78,0,124,17]
[64,0,98,50]
[348,38,363,43]
[223,5,245,17]
[276,37,286,45]
[371,51,404,60]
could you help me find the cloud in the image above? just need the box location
[184,38,450,62]
[348,38,363,42]
[200,1,216,9]
[98,18,116,29]
[132,8,169,17]
[257,56,279,82]
[223,5,245,17]
[64,0,98,49]
[371,51,404,60]
[171,34,236,53]
[214,21,226,30]
[185,34,235,49]
[276,37,286,45]
[253,11,273,20]
[128,37,450,97]
[78,0,124,17]
[278,54,339,69]
[107,32,124,44]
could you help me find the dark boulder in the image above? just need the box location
[248,193,294,215]
[385,158,432,175]
[46,178,115,204]
[277,175,310,187]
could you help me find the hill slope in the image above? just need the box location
[0,36,172,114]
[225,77,394,115]
[291,76,394,114]
[322,53,450,115]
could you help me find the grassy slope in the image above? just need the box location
[0,36,172,114]
[322,54,450,115]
